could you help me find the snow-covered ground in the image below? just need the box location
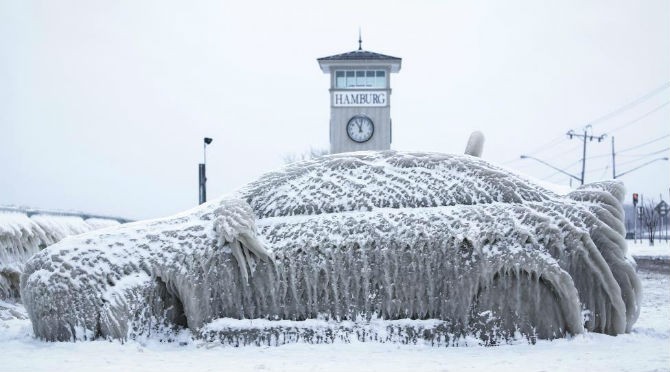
[629,239,670,257]
[1,265,668,372]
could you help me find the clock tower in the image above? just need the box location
[318,37,401,154]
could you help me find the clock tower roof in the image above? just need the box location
[317,49,402,73]
[317,49,401,62]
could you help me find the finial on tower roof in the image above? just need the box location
[358,28,362,50]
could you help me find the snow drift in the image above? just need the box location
[20,151,641,344]
[0,212,119,300]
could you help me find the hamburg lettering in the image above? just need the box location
[333,91,387,107]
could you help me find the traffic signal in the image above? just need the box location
[632,193,639,206]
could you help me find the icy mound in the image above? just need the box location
[20,151,640,344]
[0,212,119,299]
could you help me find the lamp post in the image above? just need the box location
[519,155,583,184]
[614,157,668,178]
[199,137,213,205]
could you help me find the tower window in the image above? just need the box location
[366,71,375,86]
[346,71,355,87]
[336,71,345,88]
[375,71,386,88]
[335,70,387,89]
[356,71,365,86]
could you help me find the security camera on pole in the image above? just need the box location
[199,137,213,205]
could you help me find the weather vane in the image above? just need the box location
[358,27,362,50]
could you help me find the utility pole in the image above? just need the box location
[567,125,606,185]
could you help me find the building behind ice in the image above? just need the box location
[19,150,641,345]
[0,208,124,300]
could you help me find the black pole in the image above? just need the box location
[199,137,213,205]
[199,163,206,205]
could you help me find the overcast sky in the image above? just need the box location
[1,0,668,220]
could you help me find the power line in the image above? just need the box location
[589,81,670,127]
[584,152,613,160]
[618,147,670,158]
[618,134,670,153]
[524,135,568,157]
[501,136,568,164]
[606,100,670,134]
[540,159,582,180]
[579,163,619,177]
[611,136,670,179]
[584,165,611,174]
[519,155,582,183]
[618,157,650,167]
[617,148,670,167]
[616,158,669,178]
[528,143,581,165]
[552,143,583,158]
[564,133,670,178]
[508,82,669,170]
[522,142,590,181]
[588,146,669,160]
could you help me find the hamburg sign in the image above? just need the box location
[333,91,388,107]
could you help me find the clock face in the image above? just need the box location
[346,115,374,143]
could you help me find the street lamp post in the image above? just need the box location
[199,137,213,205]
[519,155,583,184]
[614,157,669,179]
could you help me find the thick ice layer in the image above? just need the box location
[237,152,554,218]
[20,151,641,343]
[0,212,119,299]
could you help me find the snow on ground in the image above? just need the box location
[1,266,668,372]
[629,239,670,257]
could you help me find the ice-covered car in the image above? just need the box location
[20,149,640,345]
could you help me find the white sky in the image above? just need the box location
[1,0,668,220]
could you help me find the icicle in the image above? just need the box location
[212,198,273,283]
